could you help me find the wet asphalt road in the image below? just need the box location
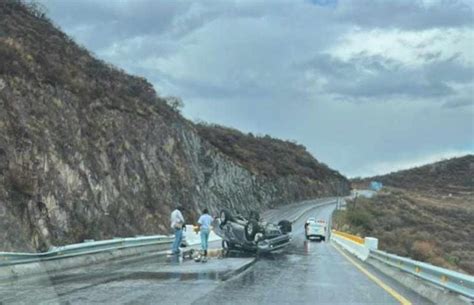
[192,202,434,305]
[1,198,435,305]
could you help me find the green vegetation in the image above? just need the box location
[345,155,474,274]
[333,188,474,275]
[352,155,474,195]
[195,123,345,181]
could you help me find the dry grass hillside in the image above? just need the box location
[337,155,474,274]
[352,155,474,195]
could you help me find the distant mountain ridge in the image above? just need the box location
[352,155,474,195]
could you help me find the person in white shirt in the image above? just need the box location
[170,204,185,255]
[197,208,213,259]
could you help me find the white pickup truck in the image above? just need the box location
[304,218,327,241]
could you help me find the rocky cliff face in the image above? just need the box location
[0,2,349,252]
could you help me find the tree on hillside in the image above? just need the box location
[164,96,184,113]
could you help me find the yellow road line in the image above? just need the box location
[332,243,412,305]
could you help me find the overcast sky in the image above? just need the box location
[38,0,473,177]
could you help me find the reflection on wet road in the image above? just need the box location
[191,203,434,305]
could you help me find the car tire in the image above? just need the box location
[219,209,233,226]
[278,220,292,234]
[245,220,258,241]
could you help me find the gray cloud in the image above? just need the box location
[41,0,275,50]
[302,53,473,100]
[425,54,474,84]
[443,97,474,108]
[41,0,213,49]
[336,0,474,30]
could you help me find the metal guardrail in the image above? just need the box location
[370,250,474,299]
[331,229,474,299]
[0,235,173,267]
[0,200,336,268]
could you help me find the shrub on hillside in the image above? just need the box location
[333,190,474,274]
[195,123,346,182]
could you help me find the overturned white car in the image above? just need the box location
[214,209,292,254]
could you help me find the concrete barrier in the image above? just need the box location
[331,230,370,261]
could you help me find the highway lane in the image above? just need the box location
[1,198,435,305]
[192,201,434,305]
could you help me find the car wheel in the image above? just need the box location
[245,220,258,241]
[219,209,233,226]
[278,220,292,234]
